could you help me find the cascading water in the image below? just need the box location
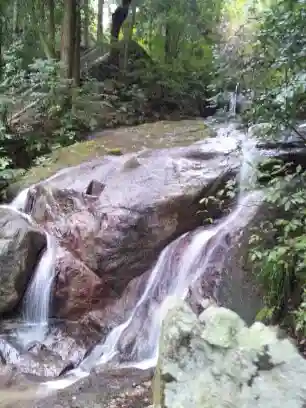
[11,187,30,211]
[19,233,57,346]
[1,187,57,347]
[79,192,263,372]
[229,83,240,116]
[0,116,265,397]
[76,122,263,373]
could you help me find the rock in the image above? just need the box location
[153,297,306,408]
[0,363,41,407]
[29,367,153,408]
[8,119,214,198]
[52,246,108,321]
[85,180,105,196]
[0,207,46,315]
[0,338,69,379]
[20,134,239,324]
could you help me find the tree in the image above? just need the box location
[73,1,81,86]
[111,0,132,43]
[97,0,104,43]
[82,0,90,48]
[47,0,56,57]
[61,0,80,82]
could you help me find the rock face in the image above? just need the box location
[0,207,46,315]
[8,119,214,198]
[21,136,240,324]
[153,297,306,408]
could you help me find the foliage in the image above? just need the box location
[295,288,306,337]
[134,0,221,102]
[198,178,237,223]
[249,161,306,332]
[242,0,306,130]
[212,0,306,338]
[0,52,98,198]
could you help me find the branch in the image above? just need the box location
[290,125,306,143]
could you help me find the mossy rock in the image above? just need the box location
[8,119,213,199]
[105,147,123,156]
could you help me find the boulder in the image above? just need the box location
[0,338,67,378]
[0,207,46,315]
[7,119,214,199]
[21,137,239,323]
[153,297,306,408]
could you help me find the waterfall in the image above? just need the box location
[11,187,30,211]
[79,191,263,372]
[0,118,265,396]
[239,132,260,197]
[78,123,263,373]
[1,187,57,347]
[19,233,57,346]
[229,83,240,116]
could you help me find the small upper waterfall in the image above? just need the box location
[229,83,240,116]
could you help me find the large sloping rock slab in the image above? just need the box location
[0,207,46,315]
[7,119,214,200]
[153,297,306,408]
[21,137,240,322]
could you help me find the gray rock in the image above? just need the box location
[22,138,240,324]
[153,297,306,408]
[0,207,46,315]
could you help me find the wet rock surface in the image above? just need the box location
[1,119,306,398]
[35,368,153,408]
[23,137,240,326]
[0,320,100,382]
[8,119,214,197]
[0,368,153,408]
[0,207,46,315]
[153,297,306,408]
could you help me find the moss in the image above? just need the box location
[105,147,123,155]
[9,119,213,197]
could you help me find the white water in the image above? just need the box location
[76,117,264,372]
[11,187,30,211]
[40,184,263,394]
[18,233,57,346]
[229,83,239,116]
[1,186,57,347]
[0,117,265,395]
[79,189,263,372]
[37,118,264,396]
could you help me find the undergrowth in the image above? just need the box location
[249,160,306,340]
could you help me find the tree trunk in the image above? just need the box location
[128,0,136,42]
[82,0,90,48]
[123,0,136,71]
[31,0,53,59]
[0,13,3,81]
[61,0,77,79]
[12,0,19,37]
[73,1,81,86]
[111,0,132,42]
[47,0,55,57]
[164,22,171,64]
[110,0,132,64]
[97,0,104,43]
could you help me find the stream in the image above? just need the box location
[1,107,306,402]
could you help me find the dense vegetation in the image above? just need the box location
[0,0,219,188]
[0,0,305,347]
